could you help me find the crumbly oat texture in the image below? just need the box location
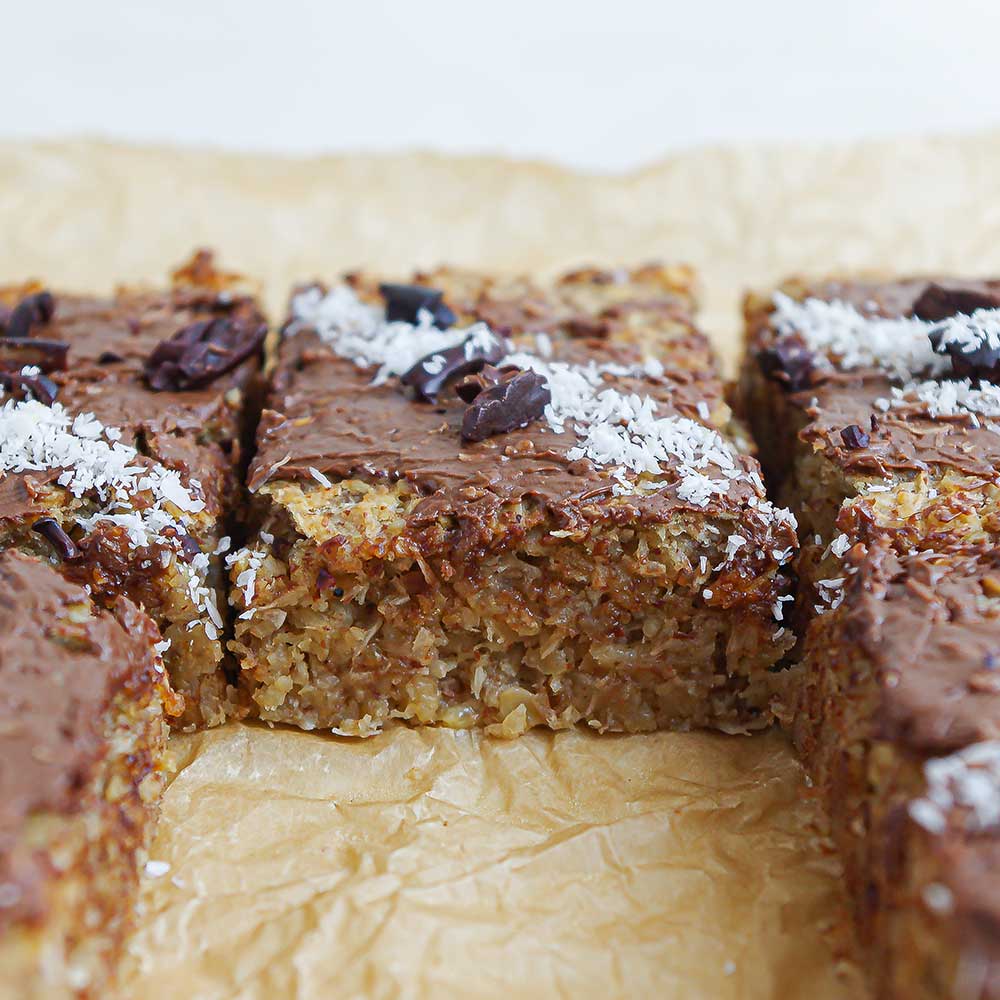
[0,251,267,729]
[231,265,797,738]
[0,551,177,1000]
[742,275,1000,999]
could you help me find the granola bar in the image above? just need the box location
[230,265,797,737]
[742,276,1000,996]
[0,251,267,728]
[0,551,177,999]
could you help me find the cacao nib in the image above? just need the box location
[758,337,816,392]
[840,424,870,450]
[0,337,69,373]
[4,291,55,339]
[461,370,550,442]
[32,517,80,561]
[145,317,266,391]
[379,283,456,329]
[401,333,507,401]
[912,283,1000,322]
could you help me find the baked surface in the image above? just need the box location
[0,252,267,728]
[230,265,798,736]
[742,275,1000,998]
[0,551,176,1000]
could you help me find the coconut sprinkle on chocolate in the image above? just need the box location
[292,284,799,526]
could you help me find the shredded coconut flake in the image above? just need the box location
[771,292,952,381]
[885,377,1000,425]
[0,397,224,636]
[309,466,333,488]
[909,741,1000,835]
[292,285,797,527]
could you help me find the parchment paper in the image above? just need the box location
[4,131,1000,998]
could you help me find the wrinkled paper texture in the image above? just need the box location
[5,132,1000,998]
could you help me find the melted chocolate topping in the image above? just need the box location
[0,552,161,930]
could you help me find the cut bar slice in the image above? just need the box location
[231,265,797,737]
[800,543,1000,1000]
[0,551,177,999]
[0,252,267,728]
[741,274,1000,997]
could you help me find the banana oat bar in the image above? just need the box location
[230,265,797,737]
[742,277,1000,613]
[0,252,267,728]
[742,277,1000,997]
[0,551,178,1000]
[802,542,1000,1000]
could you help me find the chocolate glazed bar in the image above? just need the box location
[229,265,798,737]
[0,551,178,1000]
[742,276,1000,998]
[0,252,267,729]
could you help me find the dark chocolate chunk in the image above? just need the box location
[145,317,266,391]
[840,424,870,450]
[32,517,79,561]
[0,371,59,405]
[3,291,55,340]
[455,363,505,403]
[0,337,69,373]
[928,325,1000,383]
[461,370,550,442]
[379,283,456,329]
[912,282,1000,322]
[758,337,816,392]
[97,350,124,365]
[400,333,506,401]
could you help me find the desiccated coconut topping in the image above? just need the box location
[771,292,953,381]
[290,285,505,386]
[0,396,223,636]
[879,378,1000,427]
[292,284,798,530]
[909,740,1000,835]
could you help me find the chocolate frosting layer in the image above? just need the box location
[747,275,1000,483]
[251,266,796,566]
[842,545,1000,752]
[0,255,266,554]
[0,551,161,930]
[797,374,1000,481]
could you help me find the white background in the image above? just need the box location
[3,0,999,172]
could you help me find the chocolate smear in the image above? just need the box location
[32,518,80,561]
[379,283,456,329]
[461,370,550,442]
[145,317,266,391]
